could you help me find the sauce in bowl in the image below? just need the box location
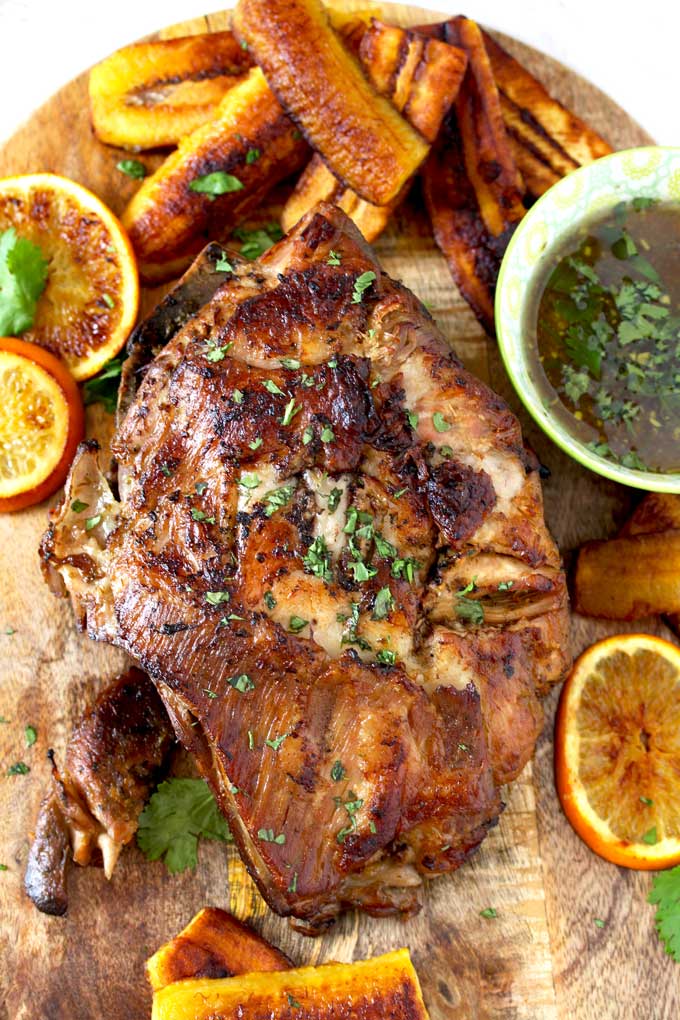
[526,199,680,474]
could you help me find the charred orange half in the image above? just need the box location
[0,337,84,512]
[555,633,680,869]
[0,173,138,381]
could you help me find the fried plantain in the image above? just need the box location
[574,530,680,620]
[121,68,308,282]
[445,16,526,237]
[146,908,289,991]
[89,33,252,150]
[482,29,612,195]
[151,948,429,1020]
[281,20,467,239]
[232,0,429,206]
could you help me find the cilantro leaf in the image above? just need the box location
[352,270,376,304]
[232,223,283,260]
[649,866,680,961]
[116,159,147,179]
[82,356,124,414]
[137,778,232,873]
[0,228,49,334]
[189,171,244,198]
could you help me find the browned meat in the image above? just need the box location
[25,669,175,915]
[41,203,569,932]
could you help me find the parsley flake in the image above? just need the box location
[289,616,308,633]
[327,250,341,266]
[205,591,229,606]
[24,725,37,747]
[70,499,89,513]
[480,907,497,919]
[433,411,451,432]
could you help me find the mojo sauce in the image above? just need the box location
[527,200,680,473]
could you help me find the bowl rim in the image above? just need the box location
[495,144,680,494]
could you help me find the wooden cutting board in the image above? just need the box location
[1,5,678,1019]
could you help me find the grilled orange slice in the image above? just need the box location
[0,173,139,381]
[0,337,84,512]
[555,633,680,869]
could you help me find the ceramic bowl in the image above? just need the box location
[495,146,680,493]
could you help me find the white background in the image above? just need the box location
[0,0,677,146]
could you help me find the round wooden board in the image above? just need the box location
[1,6,678,1020]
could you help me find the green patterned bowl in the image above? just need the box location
[495,146,680,493]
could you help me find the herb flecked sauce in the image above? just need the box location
[526,199,680,473]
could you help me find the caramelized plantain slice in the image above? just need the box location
[422,115,507,335]
[445,16,526,237]
[621,493,680,537]
[121,67,308,282]
[574,531,680,620]
[482,29,612,194]
[89,33,252,150]
[232,0,429,206]
[151,948,430,1020]
[281,21,466,240]
[147,908,289,992]
[618,493,680,635]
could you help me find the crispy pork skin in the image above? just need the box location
[25,669,175,915]
[41,204,569,931]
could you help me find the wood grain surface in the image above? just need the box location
[0,5,678,1019]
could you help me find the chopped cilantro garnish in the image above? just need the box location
[116,159,147,179]
[238,472,261,489]
[245,147,260,164]
[82,356,124,414]
[327,250,341,266]
[264,483,295,517]
[214,253,233,272]
[205,591,229,606]
[352,270,376,304]
[479,907,497,919]
[280,397,301,426]
[376,649,396,665]
[232,222,283,260]
[265,733,289,752]
[303,535,332,582]
[372,586,395,620]
[228,673,255,693]
[70,499,89,513]
[24,725,37,747]
[264,590,277,610]
[289,615,309,633]
[189,171,244,198]
[331,760,346,782]
[432,412,451,432]
[455,579,484,625]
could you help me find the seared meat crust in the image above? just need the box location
[41,203,569,931]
